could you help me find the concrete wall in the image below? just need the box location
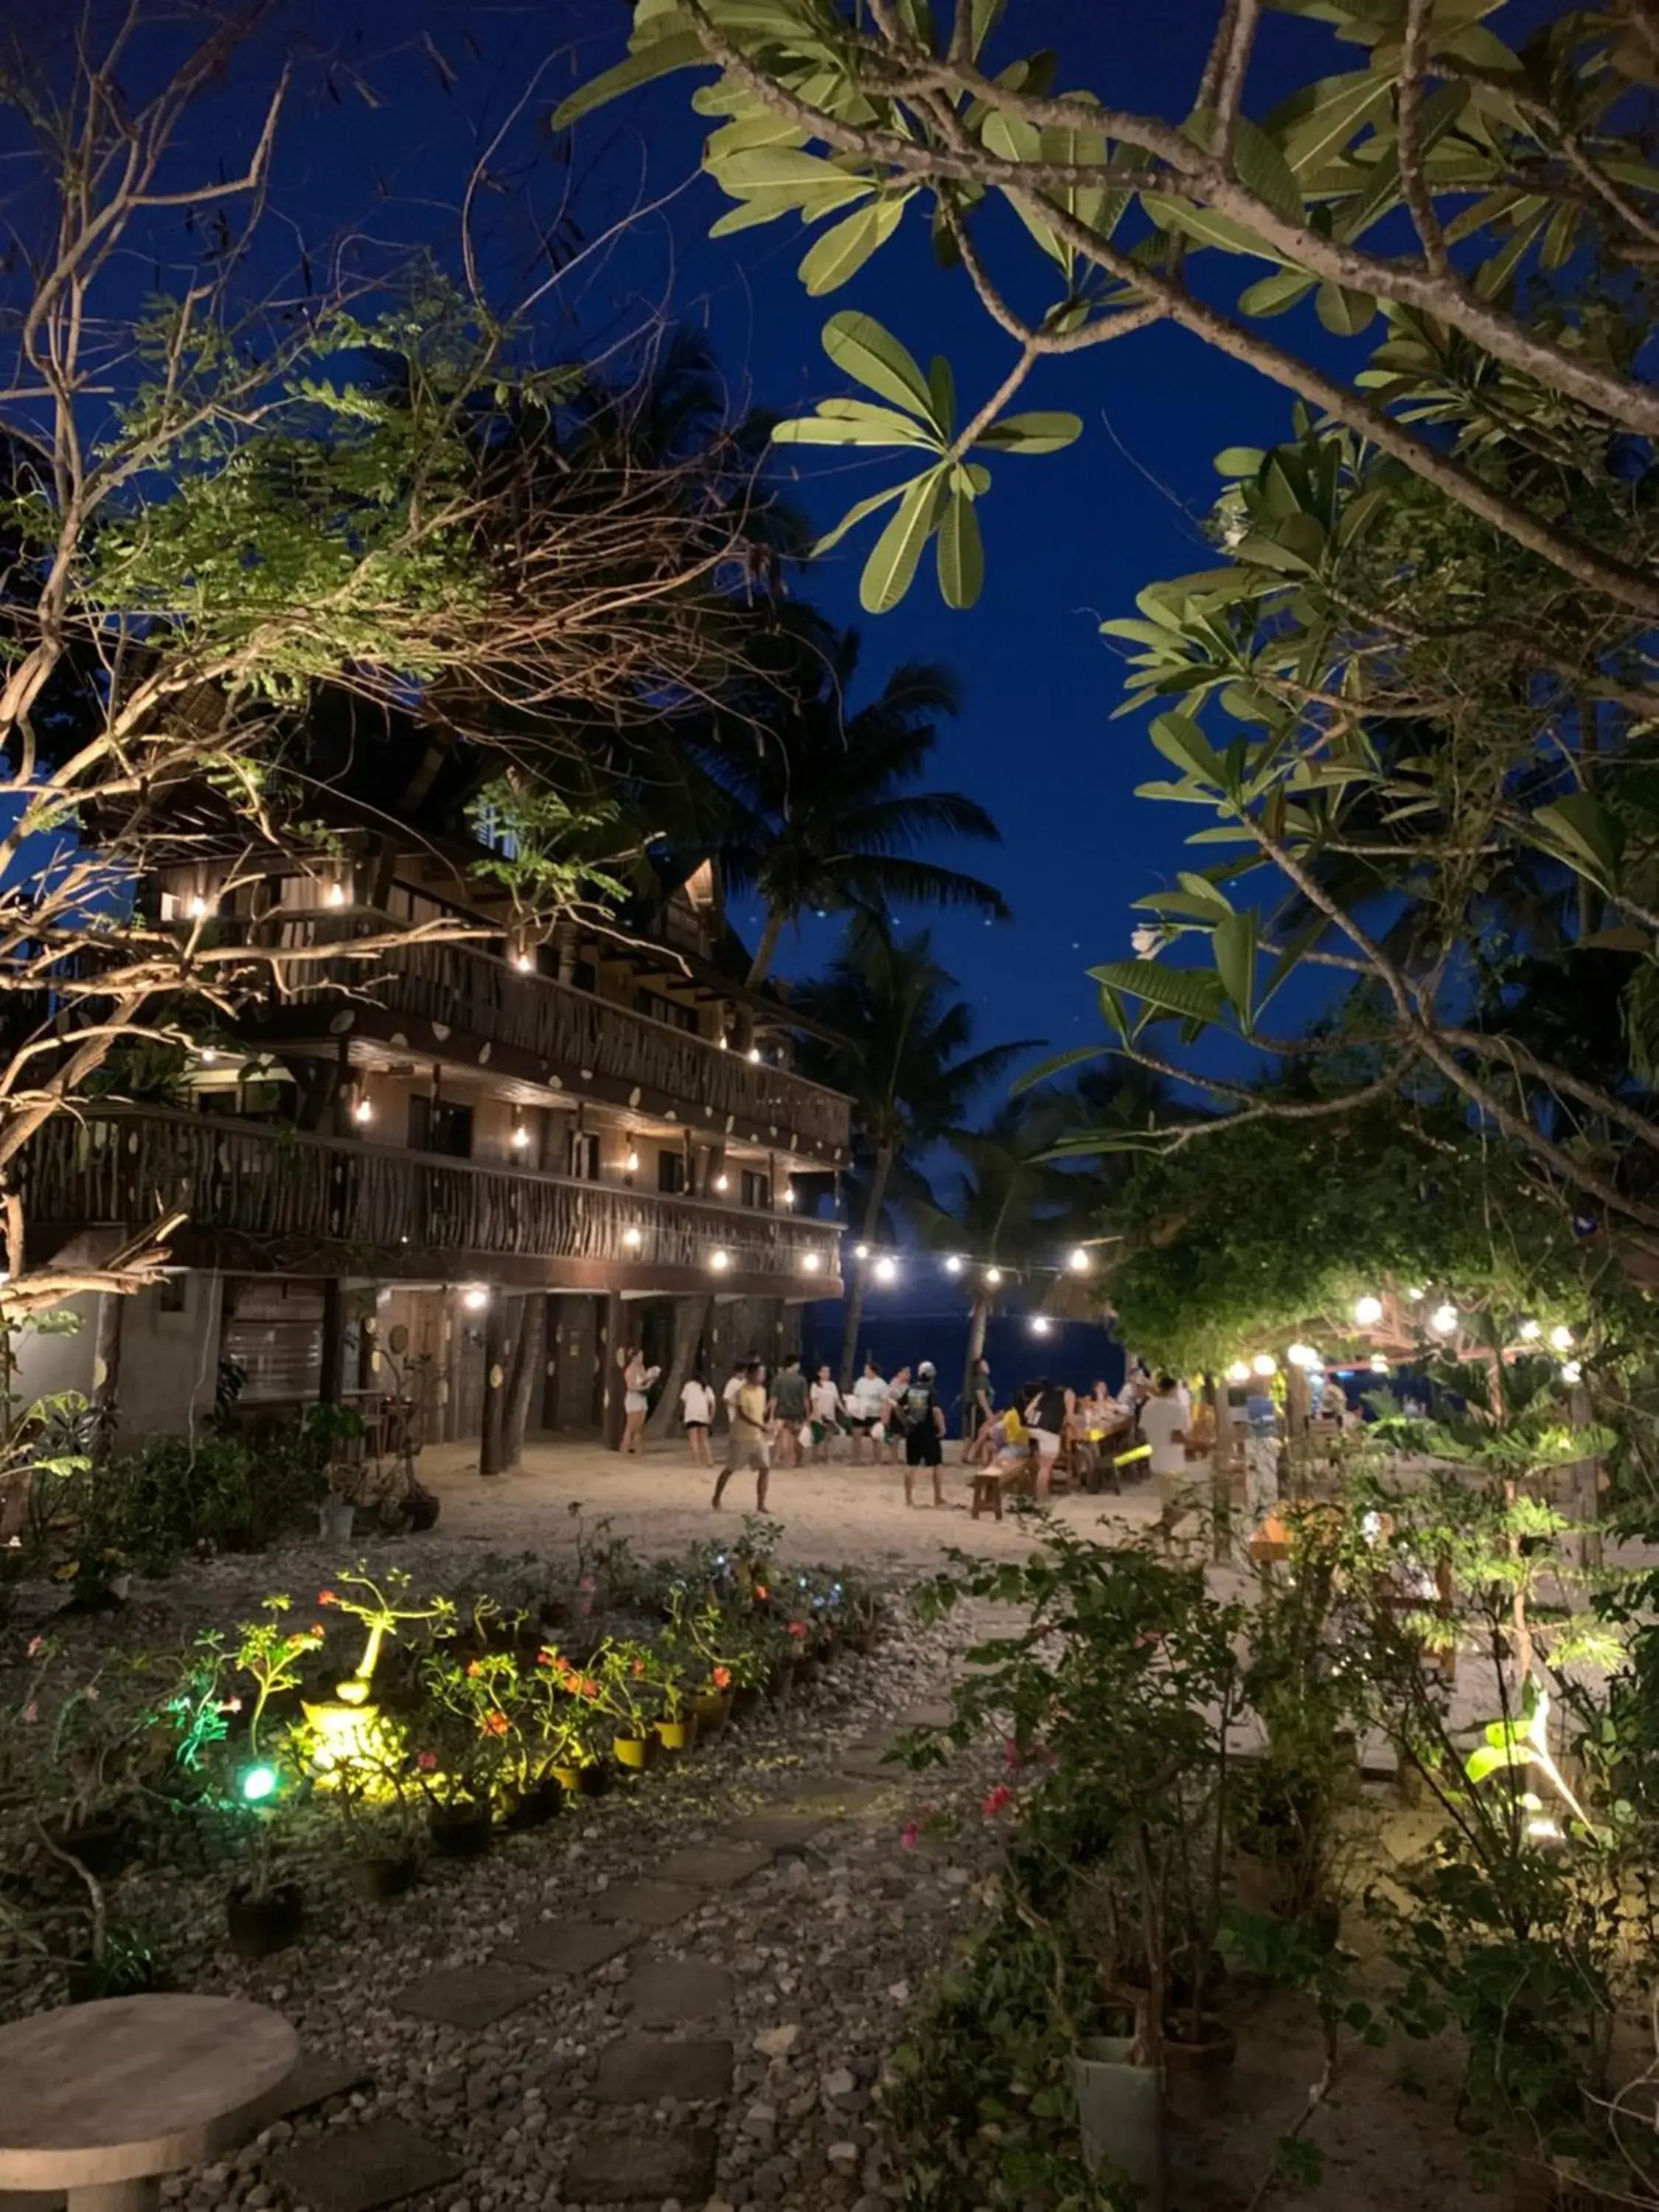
[11,1278,223,1443]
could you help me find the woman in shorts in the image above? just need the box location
[680,1371,716,1466]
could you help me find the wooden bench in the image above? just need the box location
[970,1449,1037,1520]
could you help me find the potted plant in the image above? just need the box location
[307,1716,425,1899]
[596,1641,660,1772]
[226,1783,307,1958]
[636,1644,698,1753]
[32,1652,159,1879]
[532,1647,610,1793]
[413,1655,511,1854]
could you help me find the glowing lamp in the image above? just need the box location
[327,881,347,908]
[747,1046,762,1064]
[1430,1303,1458,1336]
[510,1125,531,1151]
[782,1185,795,1208]
[625,1149,639,1175]
[187,893,207,919]
[1225,1360,1251,1383]
[1405,1286,1424,1301]
[944,1255,964,1276]
[801,1251,822,1273]
[874,1256,898,1284]
[240,1764,279,1805]
[1068,1246,1090,1274]
[353,1097,373,1125]
[1251,1354,1278,1377]
[853,1242,869,1261]
[1287,1344,1319,1369]
[462,1286,489,1312]
[623,1225,642,1248]
[1354,1295,1384,1327]
[1519,1320,1541,1342]
[984,1266,1004,1288]
[1370,1354,1390,1374]
[1030,1315,1051,1336]
[709,1248,731,1272]
[514,951,533,973]
[1549,1324,1573,1352]
[714,1172,730,1192]
[1560,1360,1583,1385]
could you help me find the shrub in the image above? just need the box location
[63,1425,330,1578]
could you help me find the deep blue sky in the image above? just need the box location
[66,0,1362,1090]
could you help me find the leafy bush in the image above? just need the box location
[60,1424,330,1577]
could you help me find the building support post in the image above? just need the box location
[602,1289,627,1451]
[319,1278,345,1407]
[480,1292,510,1478]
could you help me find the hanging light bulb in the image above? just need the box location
[1030,1315,1051,1336]
[1251,1353,1278,1377]
[984,1265,1004,1287]
[353,1096,374,1126]
[510,1124,531,1152]
[1519,1320,1541,1342]
[327,881,347,908]
[944,1254,964,1276]
[1287,1343,1320,1368]
[1370,1354,1391,1374]
[1067,1246,1090,1274]
[625,1147,639,1175]
[622,1225,642,1248]
[853,1242,869,1260]
[713,1172,730,1193]
[1548,1324,1573,1352]
[1560,1360,1583,1385]
[514,950,534,973]
[747,1046,762,1064]
[801,1251,822,1274]
[1430,1303,1458,1335]
[463,1286,489,1312]
[709,1248,730,1272]
[187,892,208,919]
[1354,1294,1384,1327]
[1225,1360,1251,1384]
[782,1184,795,1208]
[874,1256,898,1284]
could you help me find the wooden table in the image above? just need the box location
[0,1994,299,2210]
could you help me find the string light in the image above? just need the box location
[1354,1294,1383,1326]
[1251,1353,1278,1377]
[510,1124,531,1152]
[1030,1315,1051,1336]
[874,1256,898,1284]
[462,1286,489,1312]
[625,1147,639,1175]
[514,950,534,973]
[944,1254,964,1275]
[1519,1320,1541,1341]
[1287,1344,1320,1368]
[353,1096,374,1125]
[1560,1360,1582,1384]
[853,1242,869,1261]
[1225,1360,1251,1383]
[623,1225,642,1248]
[801,1251,822,1273]
[747,1046,762,1064]
[709,1248,731,1272]
[327,881,347,908]
[187,893,207,919]
[1549,1324,1573,1352]
[1067,1246,1090,1274]
[782,1184,795,1208]
[984,1265,1004,1287]
[713,1172,730,1193]
[1430,1303,1458,1335]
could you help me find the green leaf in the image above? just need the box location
[1315,280,1374,335]
[973,410,1083,453]
[1212,906,1259,1027]
[1265,71,1394,179]
[810,481,908,557]
[1231,114,1307,226]
[1214,446,1266,476]
[1336,82,1468,243]
[1466,1741,1527,1785]
[549,27,707,130]
[970,0,1007,57]
[936,489,985,610]
[1143,193,1281,259]
[1087,958,1225,1025]
[798,195,909,295]
[1534,793,1626,881]
[822,310,939,422]
[771,411,933,448]
[717,146,864,192]
[1149,713,1228,786]
[860,467,947,613]
[1239,267,1318,318]
[928,355,956,439]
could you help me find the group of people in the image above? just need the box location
[674,1352,951,1510]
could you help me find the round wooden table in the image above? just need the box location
[0,1994,299,2210]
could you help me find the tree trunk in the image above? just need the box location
[647,1293,711,1437]
[90,1287,125,1461]
[602,1290,627,1450]
[959,1293,990,1447]
[745,907,785,989]
[838,1145,893,1392]
[480,1294,511,1477]
[503,1295,543,1471]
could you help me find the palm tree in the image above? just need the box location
[695,624,1009,987]
[795,918,1035,1388]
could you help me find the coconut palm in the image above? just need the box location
[794,918,1035,1388]
[695,623,1009,987]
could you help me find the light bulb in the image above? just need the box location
[510,1125,530,1151]
[515,950,533,973]
[353,1097,373,1125]
[1549,1324,1572,1352]
[1225,1360,1251,1383]
[714,1172,730,1193]
[1519,1320,1541,1341]
[1068,1246,1090,1273]
[1354,1294,1383,1327]
[1030,1315,1051,1336]
[709,1248,730,1272]
[1370,1354,1390,1374]
[1251,1353,1278,1377]
[782,1185,795,1208]
[201,1048,218,1065]
[718,1035,729,1051]
[944,1254,964,1276]
[240,1764,279,1804]
[625,1150,639,1175]
[187,893,207,919]
[1430,1303,1458,1335]
[1287,1343,1319,1368]
[1406,1286,1424,1301]
[984,1266,1004,1287]
[327,881,347,908]
[1560,1360,1582,1384]
[801,1251,822,1273]
[623,1225,642,1248]
[747,1046,762,1064]
[463,1286,489,1312]
[853,1242,869,1261]
[874,1256,898,1284]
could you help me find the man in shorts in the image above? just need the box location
[712,1359,771,1513]
[847,1357,886,1463]
[769,1354,810,1467]
[900,1360,947,1507]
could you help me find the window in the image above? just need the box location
[657,1150,687,1195]
[408,1095,473,1160]
[568,1130,600,1180]
[741,1169,771,1209]
[571,960,597,995]
[642,990,698,1034]
[156,1273,187,1314]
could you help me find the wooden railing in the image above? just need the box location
[248,920,852,1157]
[19,1107,843,1287]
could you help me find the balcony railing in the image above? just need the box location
[20,1107,843,1292]
[243,922,852,1159]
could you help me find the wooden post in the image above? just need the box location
[480,1293,510,1477]
[602,1289,627,1450]
[319,1278,344,1406]
[1568,1382,1604,1573]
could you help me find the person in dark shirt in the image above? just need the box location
[900,1360,947,1507]
[1021,1377,1074,1500]
[769,1355,810,1467]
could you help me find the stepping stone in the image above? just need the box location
[773,1773,891,1814]
[563,2125,717,2205]
[392,1962,546,2031]
[590,1882,701,1927]
[653,1844,771,1890]
[267,2049,373,2120]
[621,1959,734,2023]
[837,1740,902,1780]
[594,2036,734,2105]
[502,1919,641,1976]
[897,1700,956,1729]
[725,1811,824,1852]
[268,2117,462,2212]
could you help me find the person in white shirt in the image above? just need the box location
[680,1372,717,1466]
[847,1360,887,1464]
[621,1349,661,1455]
[1139,1374,1194,1540]
[723,1357,756,1433]
[808,1366,844,1462]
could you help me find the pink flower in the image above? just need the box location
[26,1635,42,1658]
[578,1576,596,1593]
[1003,1739,1023,1773]
[21,1703,38,1725]
[786,1621,808,1640]
[417,1750,438,1772]
[900,1821,920,1851]
[981,1784,1015,1818]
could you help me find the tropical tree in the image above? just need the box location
[694,622,1008,985]
[795,918,1033,1385]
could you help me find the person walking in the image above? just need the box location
[847,1358,887,1463]
[808,1364,844,1461]
[1142,1373,1194,1542]
[680,1369,716,1466]
[961,1355,994,1463]
[723,1354,757,1436]
[620,1348,661,1455]
[769,1354,810,1468]
[1022,1376,1073,1500]
[900,1360,947,1507]
[879,1366,911,1465]
[712,1358,771,1512]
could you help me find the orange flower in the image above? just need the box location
[481,1710,509,1736]
[318,1590,337,1605]
[466,1660,484,1677]
[754,1584,770,1601]
[712,1666,731,1691]
[631,1658,646,1677]
[579,1677,599,1699]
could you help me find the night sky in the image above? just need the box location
[88,1,1358,1085]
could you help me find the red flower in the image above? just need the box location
[318,1590,337,1605]
[754,1584,770,1602]
[982,1784,1015,1818]
[787,1620,807,1640]
[1004,1739,1024,1774]
[631,1658,646,1677]
[578,1677,599,1699]
[900,1821,920,1851]
[466,1660,483,1677]
[481,1710,509,1736]
[712,1666,731,1691]
[417,1750,438,1772]
[310,1624,325,1639]
[537,1648,558,1668]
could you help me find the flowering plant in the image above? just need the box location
[233,1598,325,1756]
[413,1652,516,1807]
[320,1569,453,1701]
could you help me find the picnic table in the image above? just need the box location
[0,1993,299,2209]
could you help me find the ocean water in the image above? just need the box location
[800,1300,1125,1427]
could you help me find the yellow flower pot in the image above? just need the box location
[612,1732,658,1772]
